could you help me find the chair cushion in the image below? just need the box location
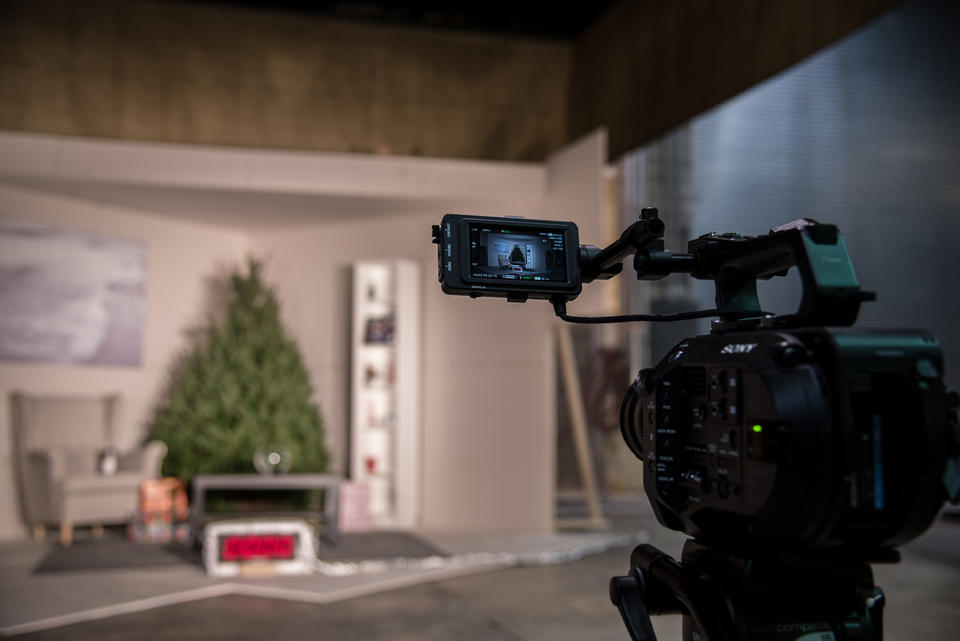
[118,449,143,472]
[61,473,145,494]
[58,447,99,476]
[59,476,142,524]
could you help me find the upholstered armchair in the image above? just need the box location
[10,392,167,546]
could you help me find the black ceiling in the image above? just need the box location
[166,1,618,40]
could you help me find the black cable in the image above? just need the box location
[552,299,769,324]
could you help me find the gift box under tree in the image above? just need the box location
[128,478,190,543]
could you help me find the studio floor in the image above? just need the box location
[1,501,958,641]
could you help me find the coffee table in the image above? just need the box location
[192,474,341,543]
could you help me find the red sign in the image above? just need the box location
[219,534,297,562]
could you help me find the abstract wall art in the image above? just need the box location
[0,219,146,366]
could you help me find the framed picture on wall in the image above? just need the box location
[0,218,146,366]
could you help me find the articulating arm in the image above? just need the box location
[580,207,666,283]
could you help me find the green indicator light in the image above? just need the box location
[522,276,532,279]
[752,424,763,433]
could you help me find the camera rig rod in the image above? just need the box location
[555,207,769,325]
[580,207,666,283]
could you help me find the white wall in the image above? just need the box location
[0,183,249,540]
[250,130,607,533]
[546,130,609,314]
[252,210,559,532]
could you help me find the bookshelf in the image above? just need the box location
[349,260,421,528]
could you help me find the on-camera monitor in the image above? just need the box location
[468,222,568,283]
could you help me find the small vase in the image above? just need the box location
[253,447,292,475]
[97,447,119,476]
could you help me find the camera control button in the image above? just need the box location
[694,403,708,421]
[711,371,728,393]
[711,401,728,421]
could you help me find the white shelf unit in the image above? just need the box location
[350,260,421,529]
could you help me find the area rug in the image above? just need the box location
[33,539,200,573]
[315,531,448,560]
[33,532,447,573]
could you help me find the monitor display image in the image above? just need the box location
[468,222,568,283]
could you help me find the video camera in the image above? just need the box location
[432,208,960,641]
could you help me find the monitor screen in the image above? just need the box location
[468,222,568,283]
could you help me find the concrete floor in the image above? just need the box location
[0,504,651,637]
[2,505,958,640]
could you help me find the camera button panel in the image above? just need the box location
[652,367,744,512]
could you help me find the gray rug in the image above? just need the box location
[316,532,447,560]
[33,532,447,573]
[33,539,199,573]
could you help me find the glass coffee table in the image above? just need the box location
[191,474,341,543]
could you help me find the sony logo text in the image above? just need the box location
[720,343,758,355]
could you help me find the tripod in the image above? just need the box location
[610,540,890,641]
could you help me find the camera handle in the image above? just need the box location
[611,541,888,641]
[633,218,876,329]
[567,210,873,330]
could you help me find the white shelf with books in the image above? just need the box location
[350,260,421,528]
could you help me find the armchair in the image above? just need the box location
[10,392,167,546]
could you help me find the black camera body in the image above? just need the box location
[621,326,951,554]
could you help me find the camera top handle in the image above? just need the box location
[687,218,874,329]
[573,209,875,331]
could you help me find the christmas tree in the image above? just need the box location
[152,257,329,478]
